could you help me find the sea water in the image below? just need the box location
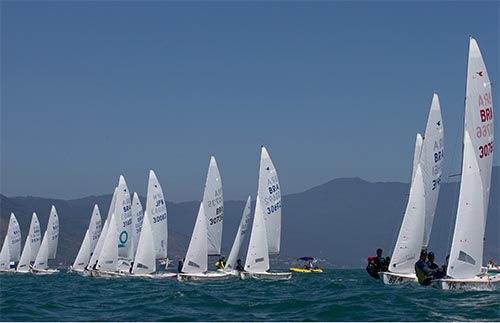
[0,269,499,321]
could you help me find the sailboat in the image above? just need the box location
[0,213,21,272]
[17,213,42,273]
[31,206,59,274]
[93,212,120,277]
[90,175,134,277]
[381,93,444,285]
[86,187,117,274]
[240,146,292,280]
[224,196,252,276]
[131,192,144,259]
[70,205,102,273]
[130,211,156,277]
[434,37,499,290]
[177,156,230,281]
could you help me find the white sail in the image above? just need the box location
[46,206,59,260]
[132,211,156,275]
[115,175,133,259]
[225,196,252,271]
[411,133,423,183]
[389,163,426,274]
[203,156,224,256]
[28,213,41,262]
[88,218,109,270]
[131,192,144,258]
[17,235,31,272]
[8,213,21,262]
[88,205,102,253]
[258,146,282,255]
[73,231,91,270]
[97,213,119,272]
[145,170,168,259]
[447,37,494,279]
[244,198,270,273]
[182,203,208,274]
[87,189,117,269]
[420,93,444,249]
[0,236,11,270]
[33,230,50,270]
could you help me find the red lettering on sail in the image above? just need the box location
[480,107,493,122]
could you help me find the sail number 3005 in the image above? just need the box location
[266,201,281,215]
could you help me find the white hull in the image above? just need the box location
[433,275,500,291]
[239,271,292,280]
[177,271,232,282]
[0,269,16,273]
[91,270,128,278]
[30,268,59,275]
[380,272,417,285]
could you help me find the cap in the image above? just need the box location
[428,252,435,257]
[420,250,428,256]
[368,256,375,261]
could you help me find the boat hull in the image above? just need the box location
[433,275,500,291]
[240,271,292,280]
[289,267,323,273]
[177,271,232,282]
[30,268,59,275]
[380,272,417,285]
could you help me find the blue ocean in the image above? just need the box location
[1,269,499,321]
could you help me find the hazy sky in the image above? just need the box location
[1,1,499,201]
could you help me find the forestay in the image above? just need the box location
[447,37,494,279]
[258,146,281,255]
[146,170,168,260]
[182,203,208,274]
[225,196,252,271]
[203,157,224,256]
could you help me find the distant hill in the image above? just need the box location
[1,167,498,268]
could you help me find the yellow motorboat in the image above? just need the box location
[289,257,324,273]
[289,267,323,273]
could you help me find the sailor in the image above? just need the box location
[374,248,387,272]
[366,256,380,279]
[427,252,445,279]
[215,257,226,270]
[178,258,184,273]
[415,250,437,285]
[235,259,244,272]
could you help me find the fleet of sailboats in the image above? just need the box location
[433,37,498,291]
[381,93,444,285]
[0,36,496,291]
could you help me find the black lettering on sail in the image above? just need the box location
[188,261,200,268]
[458,250,476,265]
[256,257,264,263]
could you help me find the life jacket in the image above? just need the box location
[215,261,225,269]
